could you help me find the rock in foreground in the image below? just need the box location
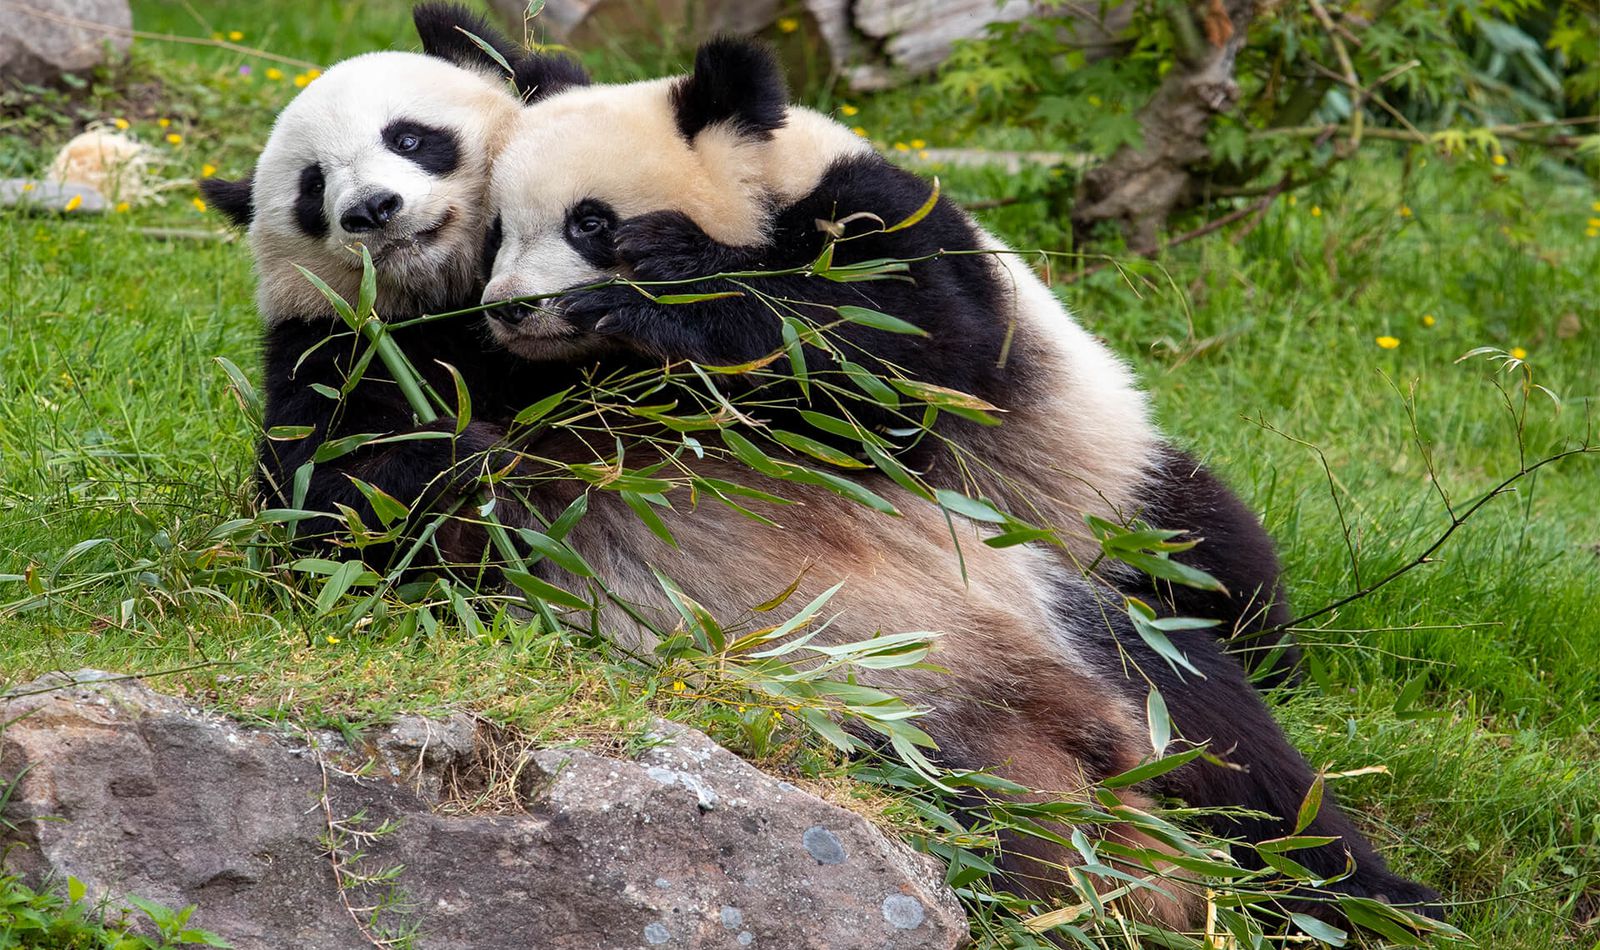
[1,671,966,949]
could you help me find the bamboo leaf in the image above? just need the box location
[292,264,356,326]
[504,570,592,610]
[515,528,596,577]
[346,476,411,526]
[1146,687,1171,755]
[772,429,870,468]
[621,490,678,549]
[835,305,927,336]
[1295,772,1325,834]
[934,489,1008,524]
[438,361,472,435]
[513,387,572,426]
[455,27,514,76]
[884,176,941,232]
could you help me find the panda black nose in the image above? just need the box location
[340,192,403,233]
[487,304,526,326]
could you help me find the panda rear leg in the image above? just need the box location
[1119,630,1443,923]
[930,710,1204,932]
[1138,447,1302,687]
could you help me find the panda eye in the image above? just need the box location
[395,132,421,152]
[565,201,616,243]
[300,164,324,197]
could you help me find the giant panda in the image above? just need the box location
[475,38,1440,918]
[475,39,1295,673]
[199,4,589,566]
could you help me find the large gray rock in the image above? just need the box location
[0,0,132,85]
[0,671,966,949]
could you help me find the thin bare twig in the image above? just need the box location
[1263,444,1598,637]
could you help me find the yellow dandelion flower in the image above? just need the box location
[228,30,244,41]
[1311,205,1322,217]
[112,117,129,131]
[776,16,800,33]
[1587,218,1600,229]
[852,126,868,137]
[64,194,83,212]
[1510,346,1527,360]
[201,162,217,177]
[771,710,782,721]
[1491,153,1507,166]
[737,705,747,713]
[1422,314,1435,327]
[20,182,34,192]
[1286,194,1297,206]
[158,117,171,128]
[918,149,929,160]
[910,138,926,150]
[1592,200,1600,212]
[114,201,130,213]
[670,680,686,693]
[1587,227,1599,238]
[294,73,310,88]
[306,68,322,80]
[265,67,284,81]
[1375,335,1400,350]
[326,635,340,644]
[192,197,207,212]
[839,103,859,117]
[1087,95,1102,108]
[1399,205,1412,218]
[893,141,909,152]
[166,132,183,145]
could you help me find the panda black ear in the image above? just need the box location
[510,53,590,102]
[670,37,787,142]
[413,2,522,74]
[200,172,254,229]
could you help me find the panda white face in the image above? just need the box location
[479,48,869,361]
[247,51,521,322]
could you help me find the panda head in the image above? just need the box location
[201,3,589,323]
[480,37,870,359]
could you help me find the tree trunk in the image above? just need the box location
[1071,0,1256,250]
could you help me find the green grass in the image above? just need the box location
[3,2,1599,947]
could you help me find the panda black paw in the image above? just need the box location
[615,210,735,281]
[588,306,718,363]
[561,284,652,330]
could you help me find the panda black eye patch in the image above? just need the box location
[563,199,618,267]
[381,119,460,176]
[295,163,329,239]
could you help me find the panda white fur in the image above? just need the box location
[475,37,1439,919]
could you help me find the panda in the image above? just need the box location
[474,37,1440,918]
[199,4,588,566]
[475,40,1294,671]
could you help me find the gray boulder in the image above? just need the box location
[0,671,967,949]
[0,0,133,85]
